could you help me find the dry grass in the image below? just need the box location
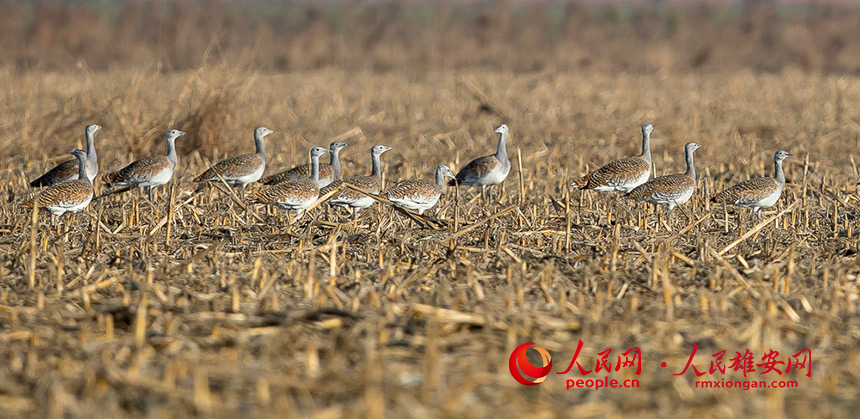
[0,67,859,417]
[2,1,860,74]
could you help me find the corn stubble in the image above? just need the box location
[0,68,858,417]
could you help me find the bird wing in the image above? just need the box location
[626,174,693,201]
[711,177,779,205]
[104,156,172,186]
[321,175,379,201]
[260,163,333,185]
[573,156,649,190]
[24,179,93,208]
[194,154,264,182]
[250,178,318,204]
[386,179,440,204]
[454,155,500,185]
[30,158,78,187]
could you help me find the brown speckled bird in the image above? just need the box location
[102,129,185,200]
[193,127,273,194]
[572,123,653,193]
[387,165,456,215]
[626,142,700,215]
[23,150,93,217]
[30,124,101,187]
[249,146,329,221]
[711,150,793,215]
[260,141,348,188]
[450,124,510,202]
[320,145,391,218]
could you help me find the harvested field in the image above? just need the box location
[0,67,858,417]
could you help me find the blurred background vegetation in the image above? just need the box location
[1,0,859,74]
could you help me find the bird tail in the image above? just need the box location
[448,171,464,187]
[29,176,50,188]
[101,172,120,187]
[570,173,591,190]
[192,169,213,183]
[21,199,34,209]
[247,188,267,203]
[709,191,726,203]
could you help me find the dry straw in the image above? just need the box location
[0,64,858,417]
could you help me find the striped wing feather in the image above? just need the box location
[24,180,93,208]
[573,156,649,189]
[452,155,500,185]
[627,174,693,201]
[103,156,171,186]
[194,154,264,182]
[711,177,779,205]
[250,179,318,204]
[321,176,380,201]
[386,179,440,203]
[30,159,78,187]
[260,164,334,185]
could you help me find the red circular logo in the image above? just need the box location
[509,342,553,385]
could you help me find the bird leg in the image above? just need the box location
[665,206,674,231]
[148,187,154,202]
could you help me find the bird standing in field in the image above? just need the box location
[260,141,348,188]
[320,144,391,219]
[710,150,793,216]
[23,150,94,219]
[30,124,101,187]
[387,164,456,215]
[450,124,511,202]
[193,127,274,196]
[626,142,701,221]
[572,123,653,193]
[249,146,329,223]
[102,129,185,201]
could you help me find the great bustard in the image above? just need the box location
[711,150,793,215]
[249,146,329,222]
[320,144,391,219]
[572,123,653,193]
[387,164,456,215]
[193,127,273,195]
[450,124,511,202]
[23,150,93,218]
[30,124,101,187]
[260,141,348,188]
[626,142,700,217]
[102,129,185,200]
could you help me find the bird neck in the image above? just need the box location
[86,129,98,175]
[166,137,178,168]
[370,151,383,185]
[331,148,342,180]
[640,130,651,163]
[684,147,696,181]
[774,157,785,185]
[495,131,509,163]
[254,132,267,160]
[435,167,446,190]
[311,153,321,183]
[76,154,89,183]
[86,129,97,161]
